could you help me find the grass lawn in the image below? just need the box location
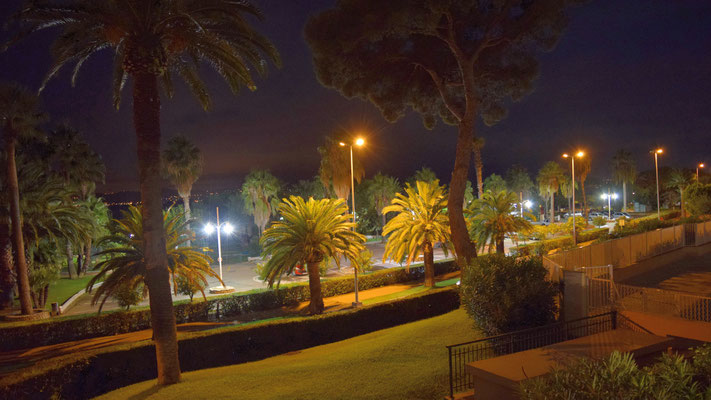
[98,308,480,400]
[45,275,96,309]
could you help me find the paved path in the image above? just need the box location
[63,242,450,316]
[0,271,459,376]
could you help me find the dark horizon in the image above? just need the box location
[1,0,710,193]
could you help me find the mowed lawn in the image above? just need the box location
[98,308,479,400]
[45,275,96,309]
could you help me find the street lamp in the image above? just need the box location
[698,163,705,181]
[203,206,235,294]
[651,148,663,219]
[600,191,618,220]
[563,151,584,246]
[339,137,365,307]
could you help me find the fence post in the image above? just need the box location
[612,310,617,330]
[448,347,454,399]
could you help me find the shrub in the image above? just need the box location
[0,260,459,352]
[111,282,144,310]
[520,345,711,399]
[0,287,461,400]
[512,228,608,256]
[176,276,205,302]
[355,249,374,273]
[459,254,558,336]
[686,182,711,216]
[592,216,607,227]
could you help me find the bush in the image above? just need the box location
[520,345,711,399]
[686,182,711,216]
[176,276,205,302]
[512,228,608,256]
[0,260,459,352]
[459,254,558,336]
[0,287,461,400]
[592,216,607,227]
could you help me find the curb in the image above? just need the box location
[59,282,102,314]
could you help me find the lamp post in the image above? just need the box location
[698,163,705,181]
[204,206,235,294]
[563,151,584,246]
[651,149,663,219]
[339,137,364,307]
[600,190,618,220]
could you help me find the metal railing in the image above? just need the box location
[446,311,617,398]
[616,283,711,322]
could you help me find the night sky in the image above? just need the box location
[1,0,710,193]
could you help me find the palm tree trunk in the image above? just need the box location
[550,193,555,223]
[306,260,324,314]
[4,132,32,315]
[181,193,191,247]
[581,181,588,219]
[496,237,505,254]
[76,245,84,276]
[84,239,93,272]
[133,72,181,385]
[66,242,76,279]
[380,212,386,242]
[680,188,685,218]
[473,143,484,199]
[622,181,628,212]
[448,121,477,266]
[423,241,435,287]
[0,220,14,309]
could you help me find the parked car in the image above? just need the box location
[612,212,631,219]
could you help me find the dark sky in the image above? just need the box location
[1,0,710,193]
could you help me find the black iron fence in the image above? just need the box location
[446,311,618,399]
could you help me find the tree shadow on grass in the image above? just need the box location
[126,383,163,400]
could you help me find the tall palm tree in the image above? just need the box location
[611,149,637,212]
[162,135,203,244]
[537,161,565,223]
[407,167,438,186]
[260,196,364,314]
[382,181,451,287]
[473,137,485,198]
[11,0,280,383]
[466,189,532,254]
[367,173,400,236]
[88,206,218,312]
[0,83,46,315]
[318,135,364,200]
[559,175,576,213]
[241,170,281,236]
[505,165,535,203]
[577,156,592,219]
[667,169,692,217]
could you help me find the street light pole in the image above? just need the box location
[563,151,583,246]
[698,163,705,181]
[652,149,663,220]
[341,137,364,307]
[204,206,235,294]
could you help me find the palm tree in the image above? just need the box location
[367,173,400,237]
[559,175,576,213]
[473,137,485,198]
[12,1,280,383]
[611,149,637,212]
[407,167,438,186]
[505,165,535,203]
[88,206,218,312]
[466,189,532,254]
[241,170,281,236]
[318,135,364,199]
[667,169,692,217]
[577,157,592,219]
[162,135,203,244]
[537,162,565,223]
[260,196,364,314]
[382,181,451,287]
[0,83,46,315]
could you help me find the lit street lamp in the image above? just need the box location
[651,149,663,219]
[698,163,705,180]
[600,191,618,220]
[339,137,365,307]
[203,206,235,294]
[563,151,584,246]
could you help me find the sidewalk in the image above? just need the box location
[0,271,460,376]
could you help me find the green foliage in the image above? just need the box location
[317,135,364,200]
[88,206,217,311]
[506,165,535,199]
[513,228,609,256]
[112,282,145,311]
[176,276,205,303]
[592,216,608,227]
[286,176,325,200]
[162,136,203,198]
[407,167,438,186]
[520,346,711,400]
[563,216,587,234]
[460,255,558,336]
[367,173,401,221]
[466,189,532,253]
[382,181,451,267]
[482,174,507,194]
[355,249,374,273]
[241,169,281,235]
[611,149,637,186]
[686,182,711,216]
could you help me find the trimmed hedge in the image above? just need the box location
[512,228,609,256]
[0,260,458,352]
[0,287,461,400]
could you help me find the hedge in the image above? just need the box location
[0,287,461,400]
[512,228,609,256]
[0,260,458,352]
